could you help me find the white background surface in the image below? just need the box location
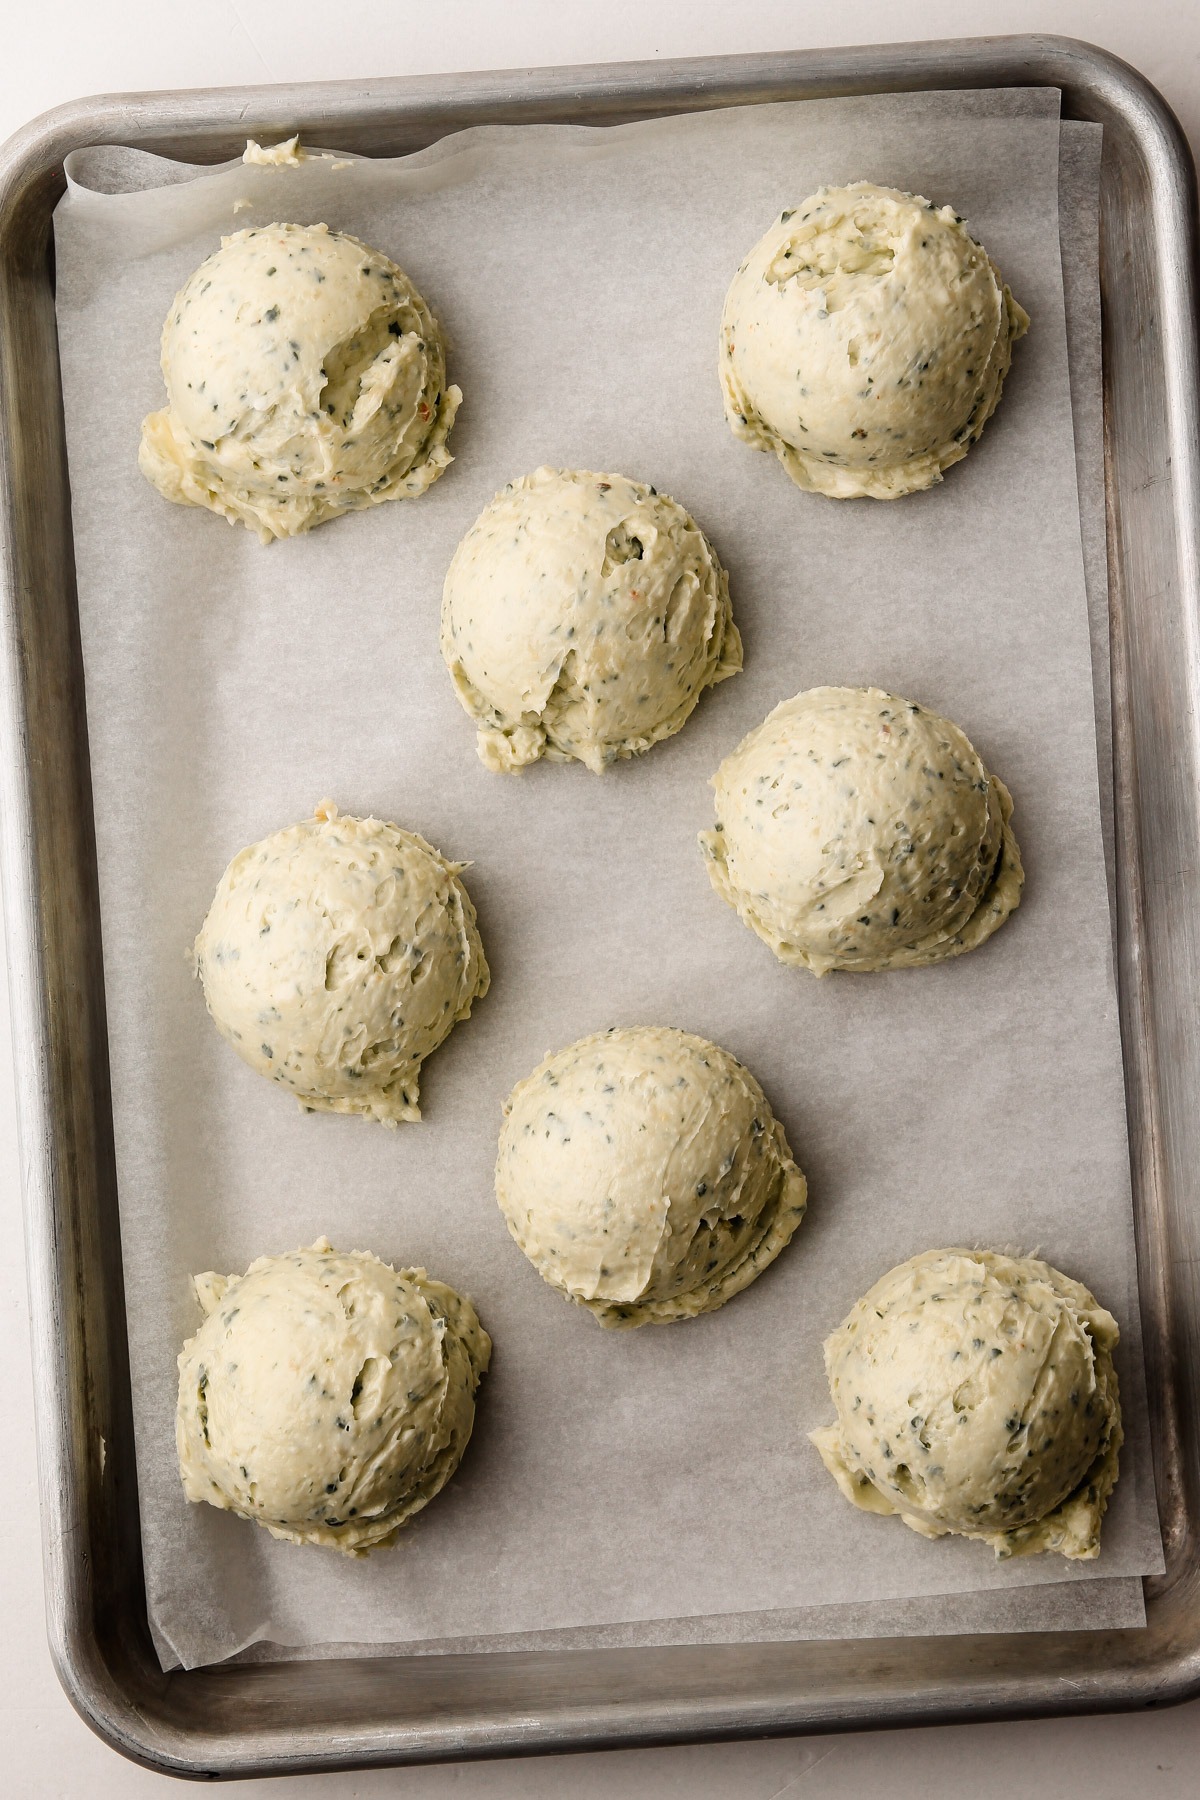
[2,3,1198,1793]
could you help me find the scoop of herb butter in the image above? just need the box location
[440,467,742,773]
[192,800,489,1123]
[495,1026,806,1326]
[139,221,460,541]
[811,1248,1122,1560]
[176,1239,490,1553]
[699,685,1022,975]
[720,182,1028,499]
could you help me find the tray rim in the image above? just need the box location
[1,31,1199,1779]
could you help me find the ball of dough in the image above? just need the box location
[699,686,1022,975]
[810,1249,1122,1560]
[440,468,742,773]
[176,1239,491,1553]
[495,1026,806,1326]
[193,801,489,1123]
[140,222,461,541]
[720,182,1029,499]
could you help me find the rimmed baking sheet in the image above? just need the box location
[51,84,1162,1672]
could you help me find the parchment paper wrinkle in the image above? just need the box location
[53,89,1161,1672]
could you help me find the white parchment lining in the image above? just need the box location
[53,89,1162,1671]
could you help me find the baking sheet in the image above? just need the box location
[53,88,1162,1672]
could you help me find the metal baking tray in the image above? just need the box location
[0,33,1197,1779]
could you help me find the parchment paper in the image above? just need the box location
[1058,122,1118,934]
[233,117,1149,1666]
[229,1573,1148,1662]
[54,88,1162,1672]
